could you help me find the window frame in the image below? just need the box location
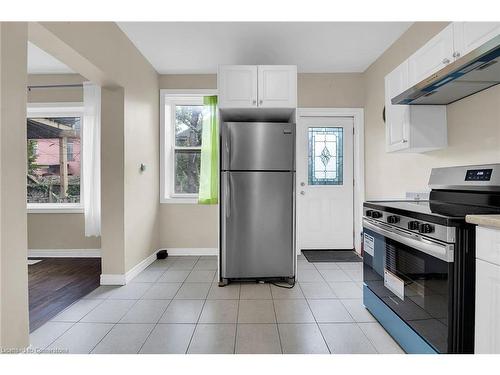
[160,89,217,204]
[26,102,84,214]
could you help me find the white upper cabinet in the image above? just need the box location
[384,22,500,154]
[454,22,500,58]
[408,24,455,87]
[218,65,258,108]
[218,65,297,109]
[385,60,447,153]
[385,61,410,151]
[257,65,297,108]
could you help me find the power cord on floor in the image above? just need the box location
[269,280,296,289]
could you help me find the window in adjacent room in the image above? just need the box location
[27,104,84,211]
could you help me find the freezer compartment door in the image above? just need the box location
[221,122,295,171]
[221,171,295,279]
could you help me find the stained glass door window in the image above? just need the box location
[308,127,343,185]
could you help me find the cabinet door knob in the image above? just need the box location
[300,182,305,187]
[402,139,408,143]
[300,191,305,195]
[259,100,263,105]
[442,58,451,64]
[252,100,257,105]
[453,51,461,58]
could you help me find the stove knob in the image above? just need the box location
[387,215,400,224]
[365,210,374,217]
[408,221,420,230]
[419,223,435,234]
[371,211,383,219]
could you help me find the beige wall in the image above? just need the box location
[28,214,100,249]
[363,22,500,199]
[158,73,365,249]
[31,22,160,274]
[159,75,218,248]
[0,22,30,349]
[298,73,364,108]
[27,74,101,250]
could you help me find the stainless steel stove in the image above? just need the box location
[362,164,500,354]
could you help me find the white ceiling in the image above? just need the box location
[118,22,412,74]
[27,42,74,74]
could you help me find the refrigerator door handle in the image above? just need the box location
[226,126,231,169]
[226,174,231,219]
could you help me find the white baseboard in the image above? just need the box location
[100,250,158,286]
[99,248,218,286]
[99,274,126,285]
[28,249,101,258]
[163,247,218,256]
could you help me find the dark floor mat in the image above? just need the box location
[301,250,362,263]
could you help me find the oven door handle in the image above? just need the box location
[363,218,454,263]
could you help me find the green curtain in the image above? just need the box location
[198,96,219,204]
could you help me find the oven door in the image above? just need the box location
[362,218,454,353]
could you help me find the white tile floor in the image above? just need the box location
[29,255,404,354]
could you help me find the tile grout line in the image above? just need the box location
[297,281,332,354]
[271,286,284,354]
[44,295,109,351]
[184,261,208,354]
[87,295,144,354]
[233,281,242,354]
[315,260,378,354]
[136,298,173,354]
[310,259,365,352]
[34,257,195,354]
[63,281,150,353]
[36,321,77,352]
[136,257,185,354]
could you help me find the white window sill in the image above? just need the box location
[27,204,84,214]
[161,197,199,204]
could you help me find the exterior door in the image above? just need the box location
[221,171,294,278]
[296,116,354,250]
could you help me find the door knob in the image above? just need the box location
[442,58,451,64]
[300,191,305,195]
[300,182,305,186]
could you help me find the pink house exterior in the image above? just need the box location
[34,138,81,176]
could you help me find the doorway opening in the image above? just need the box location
[26,42,102,331]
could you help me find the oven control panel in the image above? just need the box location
[465,168,493,181]
[363,208,455,244]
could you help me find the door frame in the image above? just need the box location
[295,108,365,255]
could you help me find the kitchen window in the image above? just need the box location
[160,90,217,203]
[27,104,84,213]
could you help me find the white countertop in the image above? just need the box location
[466,215,500,229]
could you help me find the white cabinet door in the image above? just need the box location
[257,65,297,108]
[408,24,455,87]
[218,65,258,108]
[385,61,410,152]
[475,258,500,353]
[454,22,500,58]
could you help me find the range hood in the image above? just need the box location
[392,34,500,105]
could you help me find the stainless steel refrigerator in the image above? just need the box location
[220,122,295,283]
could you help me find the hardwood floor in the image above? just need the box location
[28,258,101,332]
